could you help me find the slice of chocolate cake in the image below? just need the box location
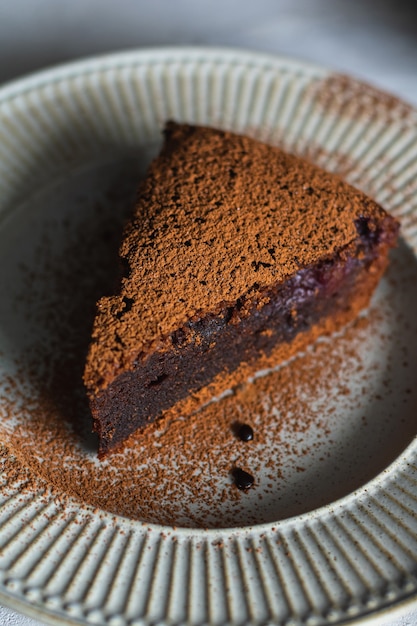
[84,123,399,456]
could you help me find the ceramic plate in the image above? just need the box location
[0,47,416,626]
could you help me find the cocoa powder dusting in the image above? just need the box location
[310,74,417,124]
[0,148,415,529]
[84,123,394,395]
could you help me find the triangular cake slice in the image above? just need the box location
[84,123,399,456]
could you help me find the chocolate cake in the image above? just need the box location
[84,123,399,456]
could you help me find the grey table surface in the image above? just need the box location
[0,1,416,625]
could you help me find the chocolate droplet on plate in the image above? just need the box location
[237,423,254,441]
[233,468,254,490]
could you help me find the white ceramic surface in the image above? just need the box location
[0,48,416,626]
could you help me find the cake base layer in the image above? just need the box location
[92,224,395,456]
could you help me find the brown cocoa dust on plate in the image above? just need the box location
[0,323,364,528]
[0,162,416,529]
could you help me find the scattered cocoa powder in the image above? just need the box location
[1,257,416,528]
[309,74,417,125]
[0,138,415,529]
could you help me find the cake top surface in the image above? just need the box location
[85,123,390,391]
